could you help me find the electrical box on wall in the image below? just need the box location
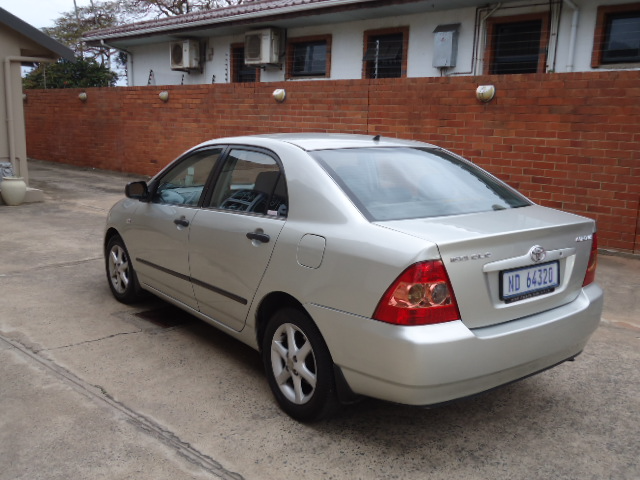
[432,24,460,68]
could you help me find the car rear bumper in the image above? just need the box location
[307,283,603,406]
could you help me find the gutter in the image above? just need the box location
[4,56,56,178]
[84,0,380,42]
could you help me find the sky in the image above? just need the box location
[0,0,94,29]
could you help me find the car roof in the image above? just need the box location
[199,133,438,152]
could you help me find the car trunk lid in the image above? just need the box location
[377,205,596,329]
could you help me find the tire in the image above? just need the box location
[105,235,142,304]
[262,307,340,422]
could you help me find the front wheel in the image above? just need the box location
[105,235,142,304]
[262,308,339,422]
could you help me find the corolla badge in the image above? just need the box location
[450,252,492,263]
[529,245,546,263]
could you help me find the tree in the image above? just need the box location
[35,1,148,86]
[22,58,118,89]
[43,0,146,63]
[124,0,247,17]
[32,0,251,86]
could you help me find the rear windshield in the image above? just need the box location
[311,147,531,221]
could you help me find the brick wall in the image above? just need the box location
[24,72,640,254]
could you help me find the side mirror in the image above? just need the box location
[125,181,149,201]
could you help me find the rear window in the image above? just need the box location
[311,147,531,221]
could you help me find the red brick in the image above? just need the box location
[24,72,640,253]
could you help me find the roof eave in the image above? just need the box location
[0,7,75,61]
[83,0,375,43]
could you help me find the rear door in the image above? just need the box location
[188,147,288,331]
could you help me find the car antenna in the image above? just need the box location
[373,135,381,142]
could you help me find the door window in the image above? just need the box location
[208,149,288,217]
[153,149,222,206]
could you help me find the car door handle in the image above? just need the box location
[246,232,270,243]
[174,216,190,227]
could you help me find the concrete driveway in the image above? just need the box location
[1,160,638,480]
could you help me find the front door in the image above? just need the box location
[128,148,222,309]
[188,148,288,331]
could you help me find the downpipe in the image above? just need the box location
[563,0,580,72]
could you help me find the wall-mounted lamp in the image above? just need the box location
[22,93,27,103]
[273,89,286,103]
[159,91,169,102]
[476,85,495,103]
[78,92,88,102]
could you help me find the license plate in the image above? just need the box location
[500,261,560,304]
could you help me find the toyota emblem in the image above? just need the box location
[529,245,546,263]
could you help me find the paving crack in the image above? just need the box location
[41,330,143,352]
[0,257,103,277]
[0,334,245,480]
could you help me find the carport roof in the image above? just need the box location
[0,7,75,61]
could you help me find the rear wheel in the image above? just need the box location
[262,308,339,422]
[105,235,142,304]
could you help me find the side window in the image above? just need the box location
[363,28,408,79]
[153,149,222,206]
[208,149,288,218]
[231,44,259,83]
[592,5,640,67]
[286,35,331,79]
[485,15,548,74]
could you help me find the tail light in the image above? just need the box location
[373,260,460,326]
[582,232,598,287]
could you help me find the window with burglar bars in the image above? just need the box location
[230,44,258,83]
[485,15,548,74]
[363,28,408,79]
[287,36,331,78]
[592,4,640,67]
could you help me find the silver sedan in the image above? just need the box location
[104,134,603,421]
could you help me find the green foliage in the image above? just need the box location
[22,58,118,89]
[32,0,251,86]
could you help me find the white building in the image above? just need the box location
[83,0,640,86]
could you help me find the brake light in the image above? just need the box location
[373,261,460,326]
[582,232,598,287]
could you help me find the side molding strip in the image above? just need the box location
[136,258,248,305]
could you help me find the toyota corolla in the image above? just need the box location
[104,133,603,421]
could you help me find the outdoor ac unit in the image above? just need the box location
[170,40,200,70]
[244,28,283,65]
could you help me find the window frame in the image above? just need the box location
[230,43,260,83]
[362,27,409,79]
[592,3,640,67]
[484,13,549,75]
[204,146,288,219]
[286,35,331,79]
[151,147,223,207]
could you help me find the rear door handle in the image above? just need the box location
[246,232,270,243]
[174,216,190,227]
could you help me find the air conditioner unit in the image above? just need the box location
[244,28,283,65]
[170,40,200,70]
